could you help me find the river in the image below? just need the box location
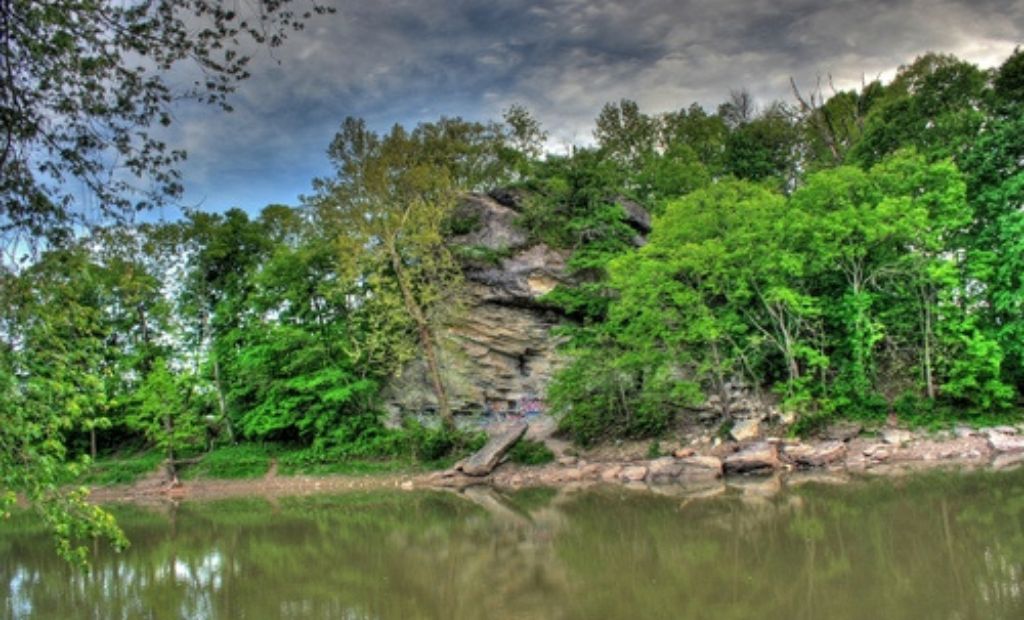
[3,468,1024,619]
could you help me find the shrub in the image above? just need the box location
[508,439,555,465]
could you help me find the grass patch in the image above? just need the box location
[180,444,276,480]
[79,450,164,486]
[77,421,491,485]
[274,424,486,477]
[276,456,424,477]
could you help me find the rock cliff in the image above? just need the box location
[383,191,572,419]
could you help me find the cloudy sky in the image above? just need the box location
[162,0,1023,217]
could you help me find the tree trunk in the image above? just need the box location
[90,427,97,461]
[164,413,179,486]
[710,340,731,419]
[212,356,235,443]
[201,304,235,444]
[387,246,454,429]
[921,286,936,400]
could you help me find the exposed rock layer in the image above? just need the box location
[384,193,572,418]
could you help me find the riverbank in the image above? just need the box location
[85,423,1024,504]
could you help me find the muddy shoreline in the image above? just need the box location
[86,424,1024,505]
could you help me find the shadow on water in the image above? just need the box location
[3,469,1024,619]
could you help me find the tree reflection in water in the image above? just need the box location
[2,469,1024,619]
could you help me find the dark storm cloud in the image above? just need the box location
[167,0,1023,213]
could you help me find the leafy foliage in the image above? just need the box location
[508,439,556,465]
[0,0,333,252]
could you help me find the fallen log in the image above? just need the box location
[460,420,528,476]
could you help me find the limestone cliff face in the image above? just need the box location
[383,191,572,418]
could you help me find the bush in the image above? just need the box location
[274,419,487,474]
[508,439,555,465]
[399,420,485,462]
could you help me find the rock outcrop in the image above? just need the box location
[693,379,780,427]
[384,193,574,419]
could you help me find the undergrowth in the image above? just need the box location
[508,439,555,465]
[78,451,165,486]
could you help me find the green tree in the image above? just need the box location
[661,103,729,177]
[0,0,332,250]
[551,180,816,439]
[0,248,127,563]
[723,102,801,186]
[170,209,271,442]
[501,103,548,176]
[961,49,1024,392]
[228,208,380,447]
[127,358,201,484]
[313,118,466,429]
[594,99,660,172]
[850,53,987,167]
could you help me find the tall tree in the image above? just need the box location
[594,99,660,172]
[850,53,987,167]
[313,118,466,429]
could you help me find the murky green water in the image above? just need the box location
[3,469,1024,619]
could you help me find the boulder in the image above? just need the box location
[617,197,651,234]
[724,442,780,475]
[562,468,583,482]
[954,426,980,439]
[643,456,724,483]
[646,457,684,482]
[620,465,648,482]
[781,441,847,468]
[993,452,1024,470]
[460,421,528,476]
[488,187,528,211]
[385,191,574,419]
[987,430,1024,453]
[730,418,762,442]
[778,410,798,426]
[861,443,893,463]
[882,429,914,445]
[600,465,623,482]
[678,456,724,479]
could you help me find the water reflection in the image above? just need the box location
[3,470,1024,619]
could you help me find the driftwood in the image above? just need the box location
[460,420,528,476]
